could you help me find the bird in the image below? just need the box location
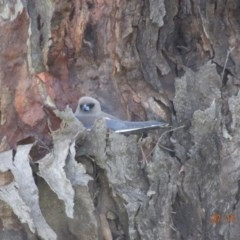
[74,96,169,134]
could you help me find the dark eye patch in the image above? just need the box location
[80,103,95,112]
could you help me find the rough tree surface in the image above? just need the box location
[0,1,240,240]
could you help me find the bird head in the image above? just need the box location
[76,96,102,115]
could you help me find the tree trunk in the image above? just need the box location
[0,0,240,239]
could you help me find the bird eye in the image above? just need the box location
[80,103,95,112]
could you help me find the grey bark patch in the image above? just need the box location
[174,62,221,121]
[76,117,178,239]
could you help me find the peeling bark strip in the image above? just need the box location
[37,106,91,219]
[0,144,56,240]
[0,108,92,240]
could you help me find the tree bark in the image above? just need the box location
[0,0,240,239]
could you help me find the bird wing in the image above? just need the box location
[75,111,118,129]
[106,119,169,133]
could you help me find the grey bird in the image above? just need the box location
[74,96,169,133]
